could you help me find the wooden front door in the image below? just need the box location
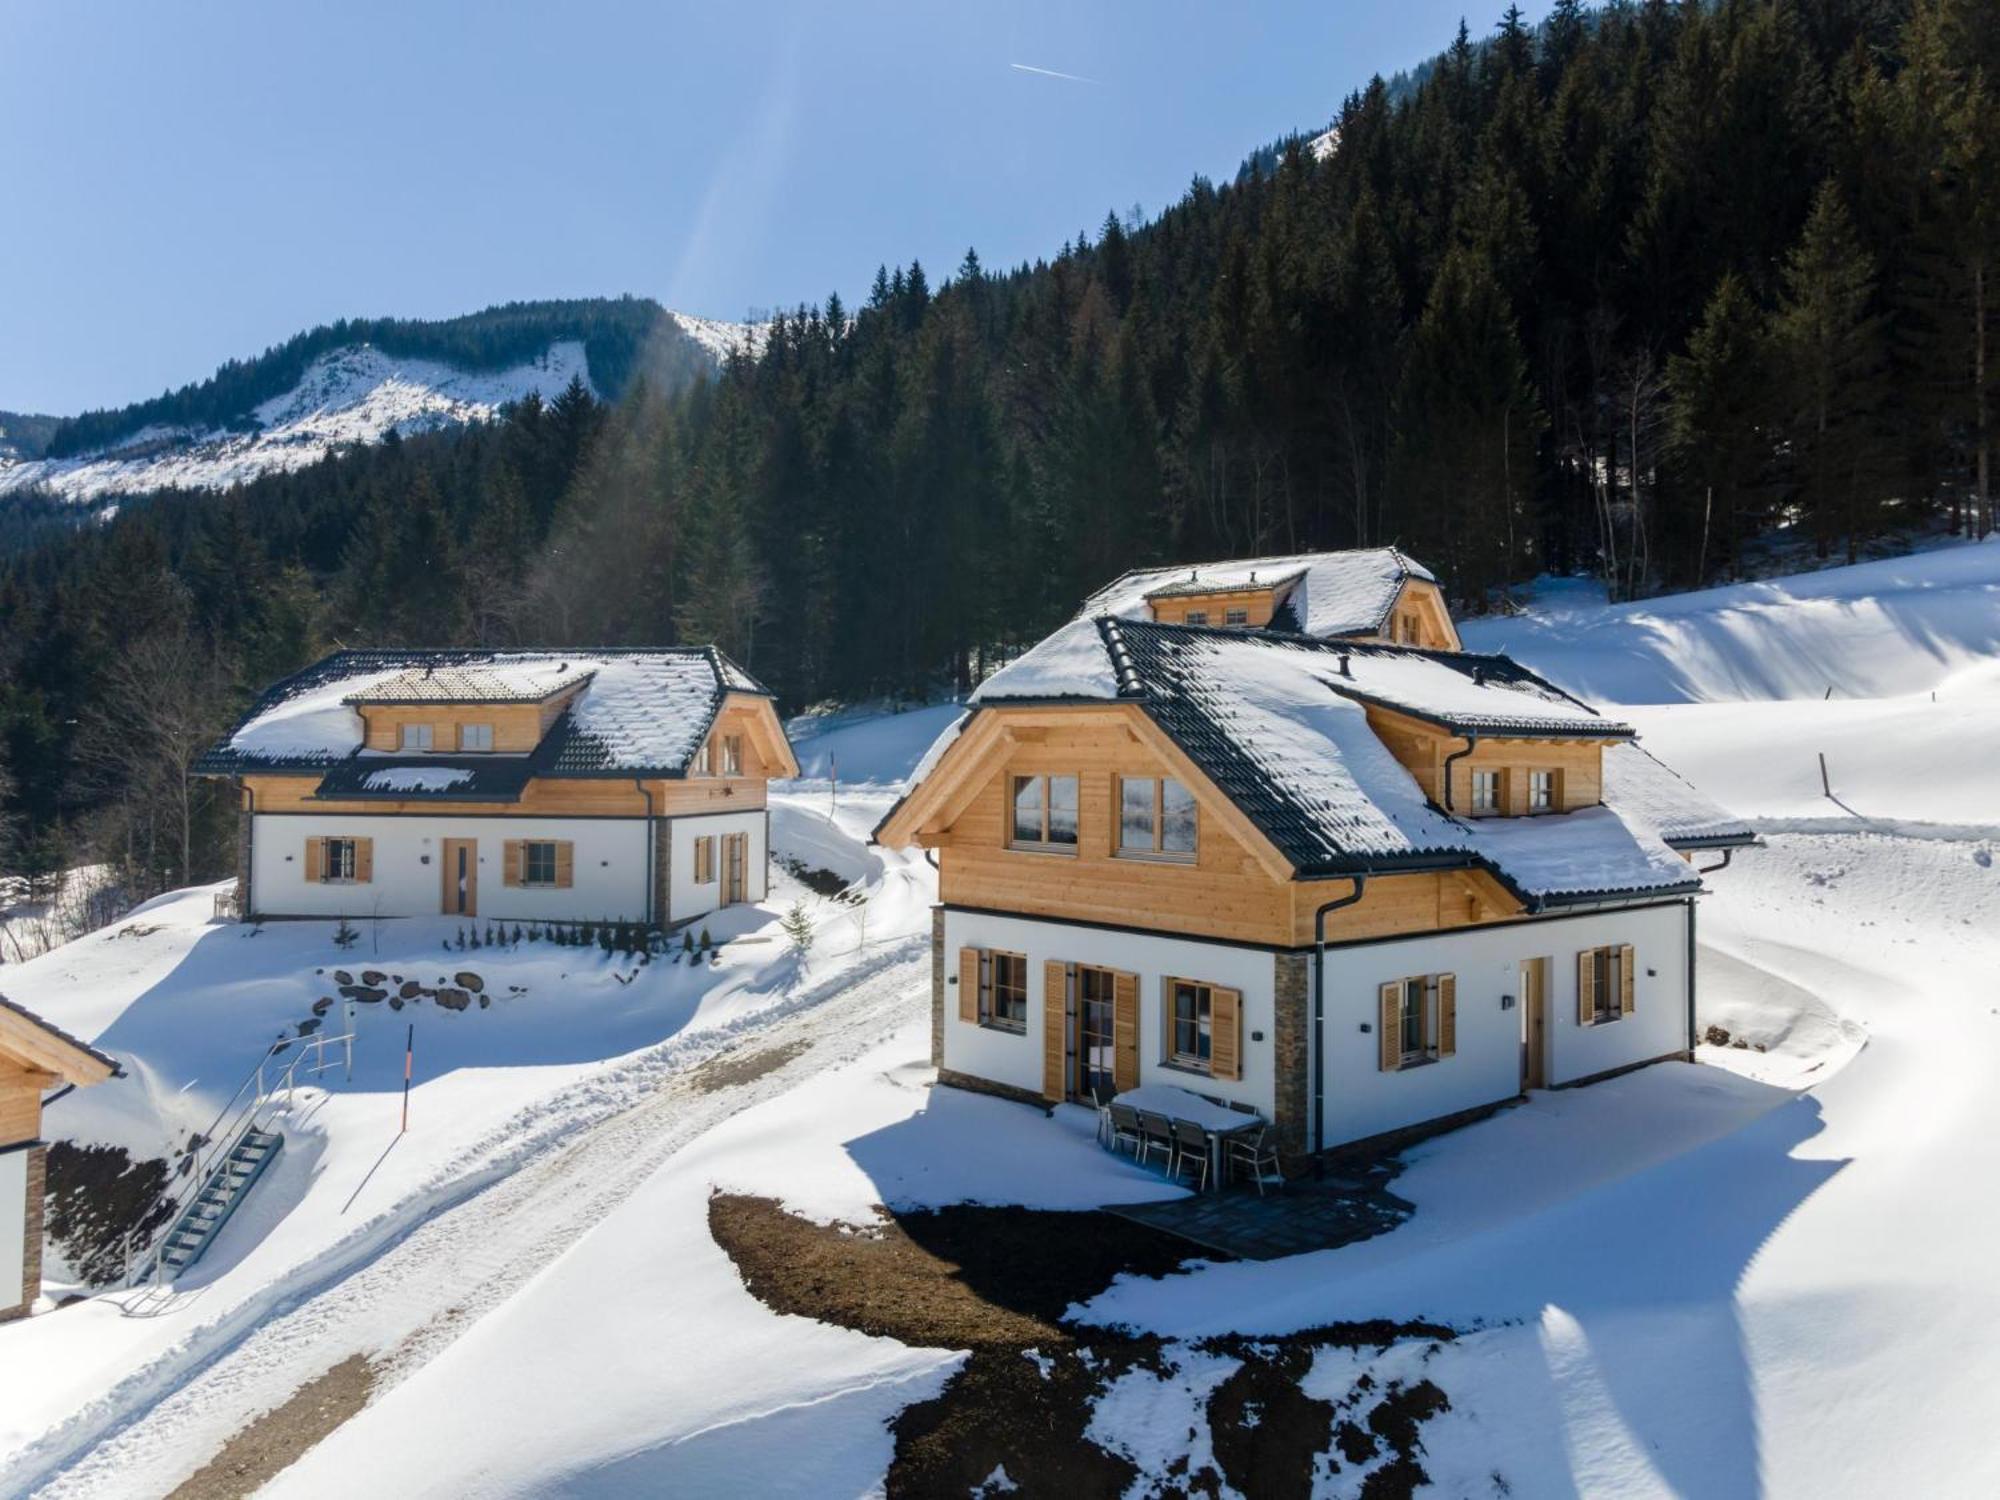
[441,838,478,917]
[1520,957,1548,1090]
[721,833,748,906]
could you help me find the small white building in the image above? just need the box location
[876,549,1755,1158]
[199,648,798,929]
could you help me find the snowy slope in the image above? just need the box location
[0,342,596,504]
[668,310,771,364]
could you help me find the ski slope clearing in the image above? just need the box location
[0,343,597,505]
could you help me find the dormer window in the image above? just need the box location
[1471,769,1501,814]
[1224,607,1249,626]
[722,734,744,776]
[1529,770,1556,811]
[400,724,434,752]
[1185,610,1209,626]
[694,740,713,776]
[459,723,494,753]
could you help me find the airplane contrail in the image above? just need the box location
[1010,62,1101,85]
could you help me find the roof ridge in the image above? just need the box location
[1095,615,1146,698]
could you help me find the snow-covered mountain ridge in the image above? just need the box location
[0,307,767,506]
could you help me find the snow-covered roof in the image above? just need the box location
[361,767,477,793]
[896,616,1708,906]
[200,647,774,778]
[345,662,594,705]
[1602,743,1757,848]
[1081,547,1434,639]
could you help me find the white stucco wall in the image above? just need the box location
[668,811,768,926]
[1,1147,26,1312]
[250,814,650,922]
[940,909,1279,1117]
[1314,899,1694,1149]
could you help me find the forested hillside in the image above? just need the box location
[0,0,1993,907]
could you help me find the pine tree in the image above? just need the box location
[1669,274,1773,581]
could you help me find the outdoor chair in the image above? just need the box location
[1226,1124,1285,1196]
[1105,1102,1143,1157]
[1170,1117,1212,1192]
[1090,1080,1118,1146]
[1136,1110,1177,1171]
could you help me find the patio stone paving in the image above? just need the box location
[1103,1162,1414,1261]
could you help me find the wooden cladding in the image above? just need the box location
[304,836,371,884]
[502,839,574,889]
[1361,704,1606,815]
[958,947,979,1024]
[1149,585,1284,628]
[1208,985,1242,1082]
[1112,970,1140,1092]
[693,836,715,884]
[245,773,765,819]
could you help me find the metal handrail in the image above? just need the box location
[121,1030,356,1286]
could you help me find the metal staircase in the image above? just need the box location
[123,1029,354,1287]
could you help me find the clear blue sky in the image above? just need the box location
[0,1,1549,415]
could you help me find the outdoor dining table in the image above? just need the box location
[1111,1083,1262,1193]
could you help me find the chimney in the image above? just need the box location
[1338,653,1352,678]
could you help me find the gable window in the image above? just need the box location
[693,740,714,776]
[1529,769,1556,812]
[981,950,1028,1032]
[459,723,494,753]
[1118,776,1196,860]
[1397,612,1420,644]
[1010,774,1079,851]
[1470,769,1502,814]
[1378,973,1456,1071]
[400,724,434,752]
[721,734,744,776]
[1184,609,1209,626]
[694,835,715,884]
[1578,944,1635,1025]
[522,841,558,887]
[1224,606,1249,626]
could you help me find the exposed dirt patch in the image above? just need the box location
[43,1142,174,1286]
[165,1354,377,1500]
[710,1193,1458,1498]
[689,1038,812,1096]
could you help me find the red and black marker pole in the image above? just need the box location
[401,1023,414,1134]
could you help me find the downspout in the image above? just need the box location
[1441,732,1479,812]
[1685,895,1699,1058]
[634,779,656,929]
[1696,847,1733,875]
[241,780,256,919]
[1312,875,1369,1163]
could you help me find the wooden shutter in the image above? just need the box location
[1619,944,1636,1014]
[1042,961,1069,1100]
[1112,971,1140,1092]
[1379,981,1402,1071]
[503,839,524,887]
[1210,985,1242,1082]
[304,837,325,883]
[554,841,575,889]
[958,947,979,1024]
[1437,974,1456,1057]
[353,838,374,883]
[1578,949,1596,1025]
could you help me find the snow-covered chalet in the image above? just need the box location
[875,548,1756,1158]
[199,649,797,928]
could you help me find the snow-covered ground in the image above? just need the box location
[5,541,1998,1496]
[668,310,772,364]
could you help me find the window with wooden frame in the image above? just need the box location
[1117,776,1197,860]
[1163,978,1242,1080]
[1577,944,1635,1025]
[1528,769,1558,812]
[503,839,573,888]
[1470,769,1502,814]
[1010,773,1079,851]
[1224,606,1249,626]
[1376,973,1456,1071]
[1396,611,1421,644]
[981,949,1028,1032]
[307,836,372,885]
[1184,609,1209,625]
[693,835,716,884]
[459,723,494,752]
[400,723,434,752]
[721,734,744,776]
[692,740,713,776]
